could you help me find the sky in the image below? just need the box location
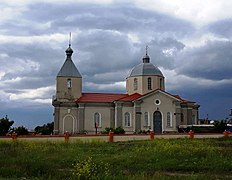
[0,0,232,129]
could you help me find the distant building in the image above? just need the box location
[52,45,200,134]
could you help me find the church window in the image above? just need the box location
[160,78,162,89]
[94,112,101,127]
[192,115,196,124]
[155,99,161,105]
[144,112,150,126]
[167,112,172,127]
[148,77,152,90]
[124,112,131,127]
[181,113,184,123]
[134,78,138,90]
[67,79,72,88]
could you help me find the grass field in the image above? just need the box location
[0,137,232,179]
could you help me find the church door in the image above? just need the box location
[153,111,162,133]
[63,115,74,133]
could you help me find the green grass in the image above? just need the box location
[0,138,232,179]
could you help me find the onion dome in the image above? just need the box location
[57,45,81,78]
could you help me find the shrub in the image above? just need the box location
[101,127,125,134]
[0,116,14,136]
[35,122,54,135]
[134,130,149,134]
[14,126,29,135]
[114,126,125,134]
[214,120,227,133]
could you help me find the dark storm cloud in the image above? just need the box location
[147,37,185,69]
[208,19,232,38]
[0,106,53,129]
[170,82,232,120]
[74,30,137,75]
[8,2,194,37]
[0,42,61,91]
[176,41,232,80]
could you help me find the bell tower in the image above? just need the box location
[52,43,82,134]
[56,44,82,100]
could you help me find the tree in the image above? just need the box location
[14,126,29,135]
[0,116,14,136]
[213,120,227,133]
[35,122,54,135]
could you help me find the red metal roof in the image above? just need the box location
[118,93,142,101]
[76,93,127,103]
[173,95,193,103]
[76,91,194,103]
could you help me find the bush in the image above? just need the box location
[14,126,29,135]
[0,116,14,136]
[114,126,125,134]
[214,120,227,133]
[134,130,150,134]
[35,122,54,135]
[100,127,125,134]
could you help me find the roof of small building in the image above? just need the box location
[57,45,82,78]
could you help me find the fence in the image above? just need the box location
[0,131,231,143]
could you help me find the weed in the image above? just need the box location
[72,156,110,179]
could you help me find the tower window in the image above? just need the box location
[134,78,138,90]
[67,79,72,88]
[160,78,162,89]
[148,77,152,90]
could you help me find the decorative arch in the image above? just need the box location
[63,114,76,133]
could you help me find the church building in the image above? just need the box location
[52,44,200,134]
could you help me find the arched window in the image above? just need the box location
[67,79,72,88]
[124,112,131,127]
[181,113,184,123]
[167,112,172,127]
[148,77,152,90]
[160,78,162,89]
[94,112,101,127]
[134,78,138,90]
[192,115,196,124]
[144,112,149,127]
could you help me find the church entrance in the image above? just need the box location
[63,115,75,133]
[153,111,162,133]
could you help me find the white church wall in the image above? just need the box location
[84,106,111,133]
[121,105,134,133]
[140,91,178,132]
